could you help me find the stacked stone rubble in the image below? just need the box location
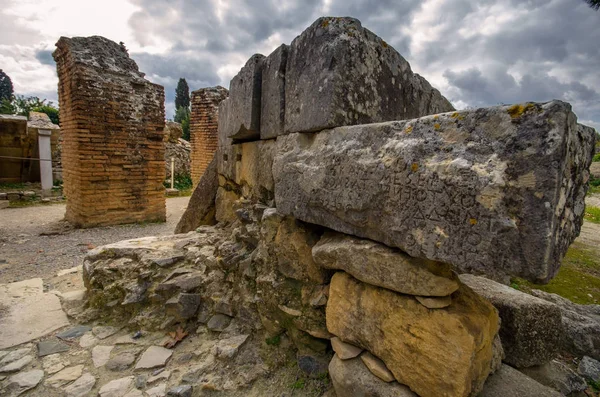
[86,16,595,397]
[189,86,228,186]
[53,36,166,227]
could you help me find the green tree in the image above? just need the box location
[0,69,14,103]
[175,78,190,110]
[0,95,59,124]
[585,0,600,9]
[175,106,190,141]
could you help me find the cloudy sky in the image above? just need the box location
[1,0,599,130]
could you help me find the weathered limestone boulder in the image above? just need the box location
[175,155,217,233]
[164,121,183,143]
[313,231,459,297]
[329,354,416,397]
[480,364,562,397]
[274,101,596,282]
[519,360,588,395]
[165,137,191,180]
[530,289,600,360]
[219,54,264,141]
[460,274,563,367]
[260,45,288,139]
[284,17,454,134]
[326,272,501,397]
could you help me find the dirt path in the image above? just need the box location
[0,197,190,284]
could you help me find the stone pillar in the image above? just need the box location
[37,129,53,193]
[53,36,166,227]
[189,86,228,186]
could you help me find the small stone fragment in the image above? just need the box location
[415,295,452,309]
[0,355,32,372]
[92,326,120,340]
[56,325,92,340]
[106,350,138,371]
[331,337,363,360]
[99,376,134,397]
[361,352,396,382]
[297,354,330,378]
[5,369,44,395]
[79,333,99,348]
[207,314,232,332]
[578,356,600,382]
[146,383,167,397]
[0,348,30,365]
[64,372,96,397]
[167,385,193,397]
[135,346,173,370]
[92,345,114,368]
[37,340,70,357]
[214,334,249,359]
[329,355,416,397]
[42,354,66,374]
[46,364,84,388]
[148,370,171,384]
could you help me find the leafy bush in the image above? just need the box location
[164,173,193,191]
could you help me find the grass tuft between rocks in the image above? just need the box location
[512,243,600,305]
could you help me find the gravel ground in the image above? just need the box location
[0,197,190,283]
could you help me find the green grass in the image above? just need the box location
[290,379,306,390]
[593,153,600,162]
[512,243,600,305]
[265,335,282,346]
[589,177,600,195]
[585,206,600,224]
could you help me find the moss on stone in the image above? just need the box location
[507,103,536,119]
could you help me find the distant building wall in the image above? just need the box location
[53,36,166,227]
[0,115,29,183]
[189,86,228,187]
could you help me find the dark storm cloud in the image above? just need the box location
[122,0,599,127]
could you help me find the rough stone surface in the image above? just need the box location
[64,372,97,397]
[207,314,232,332]
[135,346,172,370]
[284,17,454,134]
[460,274,562,368]
[46,364,84,387]
[360,352,395,382]
[106,350,138,371]
[530,289,600,360]
[57,325,92,340]
[220,54,265,141]
[579,356,600,382]
[0,349,30,366]
[214,334,249,359]
[480,364,562,397]
[519,360,588,395]
[165,293,201,320]
[5,369,44,395]
[415,295,452,309]
[0,355,32,372]
[260,44,288,139]
[37,340,70,357]
[99,376,134,397]
[93,326,121,340]
[167,385,192,397]
[175,155,218,233]
[313,231,458,296]
[92,345,114,368]
[326,272,500,397]
[274,101,596,282]
[329,354,416,397]
[331,337,363,360]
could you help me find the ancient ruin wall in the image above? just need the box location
[189,87,228,186]
[53,36,166,227]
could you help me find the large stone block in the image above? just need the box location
[260,44,288,139]
[284,17,454,134]
[460,274,563,368]
[313,231,459,297]
[175,155,217,233]
[217,140,275,203]
[220,54,265,141]
[326,272,500,397]
[274,101,596,282]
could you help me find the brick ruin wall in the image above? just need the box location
[53,36,166,227]
[189,87,228,186]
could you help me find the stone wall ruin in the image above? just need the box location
[82,16,596,397]
[189,86,228,186]
[53,36,166,227]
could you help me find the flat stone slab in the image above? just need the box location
[0,291,70,349]
[38,339,70,357]
[64,372,96,397]
[274,101,596,282]
[135,346,172,370]
[57,325,92,340]
[481,364,561,397]
[5,369,44,395]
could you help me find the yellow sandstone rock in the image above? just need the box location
[326,272,501,397]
